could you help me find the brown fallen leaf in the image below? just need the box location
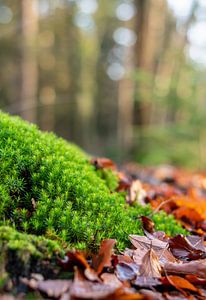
[107,288,146,300]
[116,172,132,192]
[161,275,198,293]
[129,235,167,251]
[139,248,162,278]
[169,235,206,261]
[70,268,118,299]
[141,216,155,234]
[164,259,206,278]
[185,274,206,285]
[92,239,116,275]
[90,157,116,170]
[59,251,90,271]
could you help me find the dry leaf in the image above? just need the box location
[92,239,116,274]
[161,275,198,292]
[116,262,138,281]
[141,216,155,234]
[169,235,206,261]
[139,248,162,278]
[129,235,167,250]
[164,259,206,278]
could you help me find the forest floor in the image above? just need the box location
[2,158,206,300]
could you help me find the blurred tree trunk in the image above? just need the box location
[134,0,167,126]
[117,46,135,158]
[19,0,38,123]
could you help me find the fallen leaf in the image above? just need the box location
[164,259,206,278]
[116,262,138,281]
[92,239,116,274]
[185,274,206,285]
[70,268,117,299]
[141,216,155,234]
[139,248,162,278]
[126,180,147,205]
[129,235,167,251]
[169,235,206,261]
[117,172,132,192]
[101,273,122,288]
[90,158,116,170]
[161,275,198,293]
[173,206,204,227]
[133,276,161,288]
[59,251,90,271]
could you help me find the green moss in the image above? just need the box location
[0,226,63,259]
[96,169,119,192]
[0,110,185,252]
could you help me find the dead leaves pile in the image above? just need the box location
[11,218,206,300]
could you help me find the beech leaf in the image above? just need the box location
[139,248,162,278]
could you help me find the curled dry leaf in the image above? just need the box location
[169,235,206,261]
[140,216,155,234]
[59,251,90,271]
[164,259,206,278]
[139,248,162,278]
[92,239,116,274]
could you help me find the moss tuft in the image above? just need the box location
[0,110,186,252]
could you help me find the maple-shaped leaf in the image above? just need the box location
[92,239,116,274]
[139,248,162,278]
[169,235,206,261]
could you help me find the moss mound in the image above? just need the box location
[0,111,185,251]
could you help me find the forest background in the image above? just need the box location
[1,0,206,169]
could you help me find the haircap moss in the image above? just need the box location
[0,111,186,251]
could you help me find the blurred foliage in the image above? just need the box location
[0,0,206,169]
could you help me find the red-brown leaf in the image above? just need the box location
[169,235,206,261]
[90,158,116,170]
[92,239,116,275]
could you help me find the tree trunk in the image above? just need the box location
[19,0,38,123]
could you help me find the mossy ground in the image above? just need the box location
[0,111,186,263]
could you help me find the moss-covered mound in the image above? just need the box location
[0,111,185,251]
